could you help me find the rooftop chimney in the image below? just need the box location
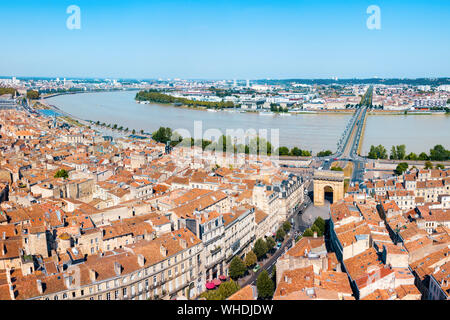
[2,244,6,255]
[179,238,187,249]
[160,245,167,257]
[36,279,43,294]
[137,254,145,267]
[2,232,5,240]
[64,275,72,289]
[89,269,97,282]
[284,275,292,284]
[9,285,15,300]
[114,262,122,276]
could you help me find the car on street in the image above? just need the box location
[276,242,282,249]
[252,264,261,273]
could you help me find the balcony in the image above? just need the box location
[210,246,222,255]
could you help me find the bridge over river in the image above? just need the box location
[319,86,373,183]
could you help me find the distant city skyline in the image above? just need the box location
[0,0,449,79]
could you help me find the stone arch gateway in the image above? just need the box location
[313,170,345,206]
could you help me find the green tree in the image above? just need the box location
[253,238,268,260]
[396,145,406,160]
[424,161,433,169]
[256,270,275,299]
[26,90,40,99]
[0,87,17,96]
[435,164,445,170]
[277,146,290,156]
[244,251,257,268]
[368,145,377,159]
[368,145,388,159]
[200,290,222,300]
[311,224,323,236]
[390,146,397,160]
[406,152,418,160]
[418,152,429,161]
[394,162,409,176]
[276,228,286,242]
[302,228,314,237]
[54,169,69,179]
[302,150,312,157]
[265,237,276,252]
[331,166,343,171]
[229,256,246,280]
[135,90,235,109]
[216,280,240,300]
[152,127,173,144]
[313,217,326,235]
[290,147,303,157]
[429,145,450,161]
[271,266,277,284]
[317,150,333,157]
[282,221,291,233]
[377,145,388,159]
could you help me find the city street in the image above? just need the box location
[238,194,324,288]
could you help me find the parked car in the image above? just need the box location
[253,264,261,273]
[277,242,282,249]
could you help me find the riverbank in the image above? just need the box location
[42,88,140,99]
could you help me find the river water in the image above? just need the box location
[45,91,450,155]
[361,114,450,155]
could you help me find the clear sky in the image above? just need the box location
[0,0,449,79]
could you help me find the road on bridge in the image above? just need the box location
[317,86,373,183]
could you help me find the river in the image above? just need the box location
[45,91,450,155]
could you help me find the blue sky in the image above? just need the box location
[0,0,449,79]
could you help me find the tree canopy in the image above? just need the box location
[0,87,17,96]
[256,270,275,299]
[253,238,268,260]
[54,169,69,179]
[317,150,333,157]
[429,145,450,161]
[424,161,433,169]
[136,90,235,109]
[282,221,291,233]
[275,228,286,242]
[394,162,409,176]
[26,90,40,99]
[265,237,276,251]
[201,280,240,300]
[368,145,388,159]
[244,251,257,268]
[152,127,173,144]
[229,256,246,279]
